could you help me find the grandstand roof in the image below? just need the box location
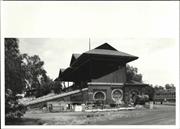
[58,43,138,81]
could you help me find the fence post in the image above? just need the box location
[149,101,153,109]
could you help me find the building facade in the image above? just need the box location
[56,43,150,106]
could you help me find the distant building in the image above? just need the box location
[154,88,176,104]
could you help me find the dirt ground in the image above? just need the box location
[12,104,175,125]
[95,104,175,125]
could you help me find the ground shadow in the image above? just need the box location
[6,118,45,125]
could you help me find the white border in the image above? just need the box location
[1,1,179,129]
[1,35,5,127]
[1,37,179,129]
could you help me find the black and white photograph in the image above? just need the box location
[1,1,179,128]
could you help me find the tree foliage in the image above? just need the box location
[5,38,26,94]
[126,65,155,101]
[153,84,175,92]
[143,85,155,101]
[52,80,63,94]
[5,89,27,123]
[154,85,164,91]
[22,54,54,97]
[165,83,175,90]
[126,64,142,82]
[22,54,46,88]
[5,38,63,122]
[5,38,27,122]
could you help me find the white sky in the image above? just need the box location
[2,1,179,87]
[18,38,179,87]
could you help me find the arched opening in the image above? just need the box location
[111,89,123,103]
[93,91,106,100]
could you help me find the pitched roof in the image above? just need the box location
[58,68,66,79]
[70,43,138,67]
[95,43,117,50]
[58,67,74,80]
[58,43,139,81]
[85,49,137,58]
[84,43,138,59]
[73,53,81,59]
[70,53,81,66]
[60,68,66,73]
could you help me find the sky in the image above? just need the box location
[18,38,179,87]
[2,1,179,87]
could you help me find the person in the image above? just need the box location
[49,104,53,112]
[42,103,47,112]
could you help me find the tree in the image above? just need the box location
[5,38,26,94]
[126,64,142,82]
[37,76,54,97]
[165,84,171,90]
[126,65,155,101]
[154,85,164,91]
[5,89,27,123]
[143,85,155,101]
[165,84,175,90]
[5,38,27,122]
[52,80,63,94]
[22,54,51,97]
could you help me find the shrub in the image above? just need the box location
[5,89,27,123]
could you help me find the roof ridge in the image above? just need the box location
[95,43,117,51]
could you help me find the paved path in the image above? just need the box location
[95,105,175,125]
